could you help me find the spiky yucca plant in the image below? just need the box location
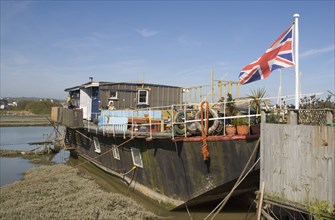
[247,88,269,115]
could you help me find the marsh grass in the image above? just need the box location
[0,164,158,220]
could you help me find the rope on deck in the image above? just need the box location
[200,100,210,161]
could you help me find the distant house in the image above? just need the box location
[0,98,8,110]
[8,101,17,107]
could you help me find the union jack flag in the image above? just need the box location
[239,24,295,85]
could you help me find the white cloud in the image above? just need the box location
[136,28,159,37]
[300,44,335,58]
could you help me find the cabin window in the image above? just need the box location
[109,90,118,100]
[138,90,149,105]
[131,147,143,168]
[112,144,120,160]
[93,137,101,154]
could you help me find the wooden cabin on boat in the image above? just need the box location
[63,81,183,128]
[98,82,183,110]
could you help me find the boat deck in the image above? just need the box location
[82,120,259,141]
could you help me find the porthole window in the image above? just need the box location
[131,147,143,168]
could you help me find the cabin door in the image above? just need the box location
[91,87,100,121]
[80,89,91,120]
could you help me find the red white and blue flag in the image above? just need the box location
[239,24,295,85]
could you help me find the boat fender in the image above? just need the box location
[195,108,220,135]
[173,110,200,135]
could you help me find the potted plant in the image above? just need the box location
[225,124,237,136]
[225,93,237,136]
[233,117,249,136]
[247,88,269,135]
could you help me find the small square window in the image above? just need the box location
[112,144,120,160]
[131,147,143,168]
[109,91,118,100]
[138,90,148,105]
[93,137,101,154]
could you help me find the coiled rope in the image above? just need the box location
[200,100,210,161]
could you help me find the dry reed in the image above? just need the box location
[0,164,158,220]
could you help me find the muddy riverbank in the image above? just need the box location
[0,115,51,127]
[0,164,158,219]
[0,111,51,126]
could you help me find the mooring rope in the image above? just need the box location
[205,156,261,220]
[204,138,261,220]
[123,166,137,176]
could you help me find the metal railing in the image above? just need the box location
[93,99,263,138]
[265,109,334,125]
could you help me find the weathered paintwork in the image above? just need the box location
[66,128,260,209]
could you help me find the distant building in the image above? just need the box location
[0,98,17,109]
[0,98,8,109]
[8,101,17,107]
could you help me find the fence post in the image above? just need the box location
[261,111,266,123]
[288,110,298,125]
[326,110,333,125]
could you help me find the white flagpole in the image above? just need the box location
[277,69,282,106]
[294,13,300,110]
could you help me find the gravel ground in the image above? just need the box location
[0,164,158,220]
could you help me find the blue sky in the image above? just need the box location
[1,0,334,102]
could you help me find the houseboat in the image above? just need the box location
[51,78,261,209]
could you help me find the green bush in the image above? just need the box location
[16,99,62,115]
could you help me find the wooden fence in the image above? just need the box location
[260,110,335,209]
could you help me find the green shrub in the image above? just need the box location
[17,99,61,115]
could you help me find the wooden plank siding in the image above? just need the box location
[260,112,335,208]
[99,83,183,109]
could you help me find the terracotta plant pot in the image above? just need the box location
[236,124,249,136]
[225,125,236,136]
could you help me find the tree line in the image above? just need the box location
[6,99,62,115]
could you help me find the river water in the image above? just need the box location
[0,126,256,219]
[0,126,69,186]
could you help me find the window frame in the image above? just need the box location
[112,144,120,160]
[137,90,149,105]
[93,137,101,154]
[130,147,143,168]
[109,90,118,100]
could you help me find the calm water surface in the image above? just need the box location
[0,126,70,186]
